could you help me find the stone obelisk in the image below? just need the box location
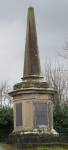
[23,6,41,79]
[8,6,59,138]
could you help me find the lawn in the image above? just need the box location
[0,142,68,150]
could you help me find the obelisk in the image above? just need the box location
[8,6,59,139]
[23,6,41,79]
[21,6,43,82]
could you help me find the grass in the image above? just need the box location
[0,142,68,150]
[38,146,68,150]
[0,142,18,150]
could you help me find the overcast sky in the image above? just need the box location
[0,0,68,107]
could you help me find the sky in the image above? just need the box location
[0,0,68,107]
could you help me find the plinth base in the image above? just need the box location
[7,128,59,149]
[9,127,59,138]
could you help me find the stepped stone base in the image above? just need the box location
[9,127,59,138]
[7,128,59,149]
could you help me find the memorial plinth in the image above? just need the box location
[8,6,59,138]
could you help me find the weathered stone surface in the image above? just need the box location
[23,6,41,78]
[9,88,57,97]
[13,94,49,101]
[9,127,59,137]
[13,81,49,90]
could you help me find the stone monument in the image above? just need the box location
[8,6,59,137]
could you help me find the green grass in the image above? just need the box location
[38,147,68,150]
[0,142,18,150]
[0,142,68,150]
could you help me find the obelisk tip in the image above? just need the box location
[28,6,34,9]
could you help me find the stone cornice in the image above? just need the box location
[8,87,57,97]
[13,81,49,90]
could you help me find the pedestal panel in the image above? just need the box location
[35,103,48,125]
[16,103,22,126]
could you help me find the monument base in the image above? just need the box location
[9,127,59,138]
[7,127,59,149]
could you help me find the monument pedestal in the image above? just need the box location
[8,78,59,138]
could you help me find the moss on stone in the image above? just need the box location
[27,143,34,148]
[13,81,50,90]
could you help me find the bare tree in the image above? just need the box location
[42,57,68,112]
[0,79,13,108]
[55,39,68,60]
[55,38,68,107]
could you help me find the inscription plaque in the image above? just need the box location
[16,103,22,126]
[35,103,48,125]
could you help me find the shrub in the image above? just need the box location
[53,105,68,136]
[0,106,14,139]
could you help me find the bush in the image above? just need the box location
[0,106,14,139]
[53,105,68,136]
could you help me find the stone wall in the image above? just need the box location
[0,136,68,149]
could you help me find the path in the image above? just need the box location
[0,146,3,150]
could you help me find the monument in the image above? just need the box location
[8,6,59,137]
